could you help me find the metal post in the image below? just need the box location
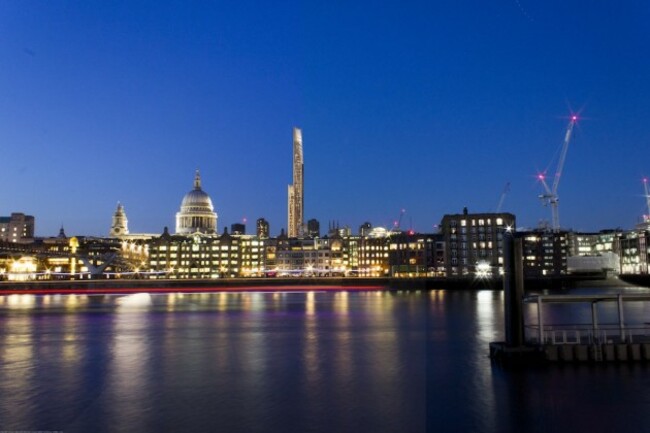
[618,294,626,342]
[503,231,524,346]
[592,301,599,343]
[537,296,544,344]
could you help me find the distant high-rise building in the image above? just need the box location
[257,218,270,238]
[307,219,320,237]
[287,127,304,238]
[231,223,246,235]
[110,202,129,237]
[359,222,372,237]
[0,213,34,243]
[327,221,350,238]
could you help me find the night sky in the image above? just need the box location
[1,1,649,237]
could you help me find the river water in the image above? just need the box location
[1,287,650,433]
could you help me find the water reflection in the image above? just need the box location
[3,288,649,432]
[108,297,152,432]
[303,289,320,390]
[0,315,34,428]
[115,292,152,310]
[5,293,36,309]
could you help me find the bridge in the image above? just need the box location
[0,238,146,280]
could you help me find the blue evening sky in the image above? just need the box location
[1,1,649,236]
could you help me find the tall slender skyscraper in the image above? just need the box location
[287,127,304,238]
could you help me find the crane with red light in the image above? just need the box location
[538,115,578,232]
[392,208,406,232]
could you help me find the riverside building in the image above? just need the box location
[275,236,344,276]
[0,213,35,243]
[148,229,241,279]
[519,230,568,277]
[440,208,516,277]
[619,229,650,274]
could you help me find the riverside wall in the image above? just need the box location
[0,274,631,293]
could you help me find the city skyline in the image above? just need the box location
[1,2,649,236]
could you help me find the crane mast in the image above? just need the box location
[643,177,650,222]
[496,181,511,213]
[392,209,406,232]
[538,115,577,232]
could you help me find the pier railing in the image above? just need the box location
[523,294,650,346]
[524,323,650,346]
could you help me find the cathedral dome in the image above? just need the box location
[175,170,218,235]
[181,188,214,211]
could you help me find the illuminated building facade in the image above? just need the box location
[175,170,218,235]
[519,230,568,277]
[257,218,270,238]
[342,236,360,273]
[565,230,622,275]
[619,229,650,274]
[388,233,443,277]
[440,209,516,277]
[148,229,238,279]
[0,235,137,281]
[358,235,390,276]
[567,230,622,257]
[147,228,268,279]
[238,235,266,276]
[275,237,343,276]
[0,213,35,243]
[287,127,304,238]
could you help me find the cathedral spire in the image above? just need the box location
[194,169,202,190]
[110,201,129,237]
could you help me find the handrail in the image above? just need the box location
[523,324,650,345]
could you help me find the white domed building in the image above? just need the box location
[175,170,218,235]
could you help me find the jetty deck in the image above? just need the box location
[518,294,650,362]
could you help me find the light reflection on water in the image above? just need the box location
[0,288,650,432]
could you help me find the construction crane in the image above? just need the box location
[643,177,650,223]
[392,209,406,232]
[496,181,510,213]
[538,115,578,232]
